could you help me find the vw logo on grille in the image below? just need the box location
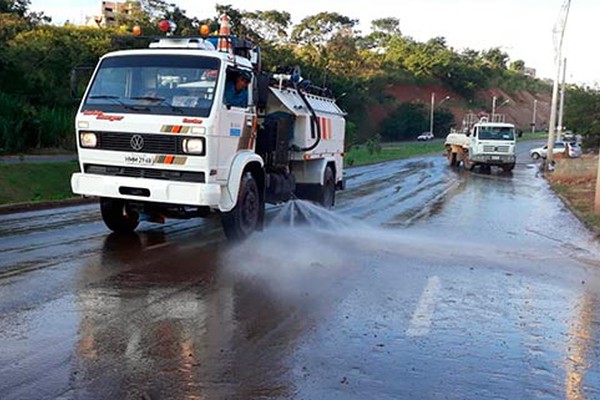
[130,134,144,151]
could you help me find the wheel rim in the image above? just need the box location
[240,186,259,233]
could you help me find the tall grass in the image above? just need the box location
[0,92,75,153]
[0,92,28,153]
[36,106,76,150]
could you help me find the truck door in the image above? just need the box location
[217,68,256,180]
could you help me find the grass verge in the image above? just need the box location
[546,155,600,236]
[518,132,548,141]
[345,141,442,167]
[0,161,80,205]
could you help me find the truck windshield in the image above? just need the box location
[82,54,220,117]
[478,126,515,141]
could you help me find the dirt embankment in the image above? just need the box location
[367,84,553,134]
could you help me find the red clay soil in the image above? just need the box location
[367,84,552,135]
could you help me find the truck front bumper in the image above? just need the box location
[472,154,516,165]
[71,173,221,207]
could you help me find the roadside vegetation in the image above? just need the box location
[345,140,441,167]
[0,161,79,205]
[546,156,600,235]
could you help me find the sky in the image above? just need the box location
[29,0,599,86]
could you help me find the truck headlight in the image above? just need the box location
[79,132,97,148]
[182,138,204,154]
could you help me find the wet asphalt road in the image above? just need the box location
[1,141,599,399]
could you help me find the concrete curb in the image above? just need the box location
[0,197,97,216]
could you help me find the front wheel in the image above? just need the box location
[447,151,457,167]
[100,197,139,234]
[502,163,515,172]
[531,152,540,160]
[463,157,475,171]
[221,172,263,241]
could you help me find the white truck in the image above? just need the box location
[444,117,516,172]
[70,24,346,240]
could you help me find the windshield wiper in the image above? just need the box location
[89,95,121,99]
[130,96,184,114]
[88,95,150,112]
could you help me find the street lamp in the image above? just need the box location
[531,99,538,134]
[430,93,450,136]
[491,96,510,121]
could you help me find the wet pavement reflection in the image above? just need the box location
[1,142,600,399]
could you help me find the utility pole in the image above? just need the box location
[429,93,450,136]
[491,96,497,121]
[532,99,538,134]
[430,92,435,135]
[557,57,567,141]
[546,0,571,168]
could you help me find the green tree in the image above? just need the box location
[509,60,525,72]
[358,17,401,50]
[379,103,429,141]
[482,47,509,70]
[564,86,600,149]
[1,0,47,23]
[433,107,455,135]
[291,12,358,46]
[242,10,291,44]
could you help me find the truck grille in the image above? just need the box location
[84,164,205,183]
[96,132,183,154]
[483,145,510,153]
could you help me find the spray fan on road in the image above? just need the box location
[70,15,346,240]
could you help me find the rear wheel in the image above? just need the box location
[100,197,139,234]
[221,172,263,241]
[319,166,336,208]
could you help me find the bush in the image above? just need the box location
[35,106,76,149]
[366,133,382,155]
[0,92,30,153]
[379,102,428,141]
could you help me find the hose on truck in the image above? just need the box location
[290,79,321,153]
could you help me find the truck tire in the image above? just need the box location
[447,151,457,167]
[502,163,515,172]
[464,158,475,171]
[221,172,263,241]
[100,197,139,233]
[319,166,335,208]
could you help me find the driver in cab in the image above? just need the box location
[224,69,251,108]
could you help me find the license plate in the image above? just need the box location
[491,156,500,160]
[124,154,154,165]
